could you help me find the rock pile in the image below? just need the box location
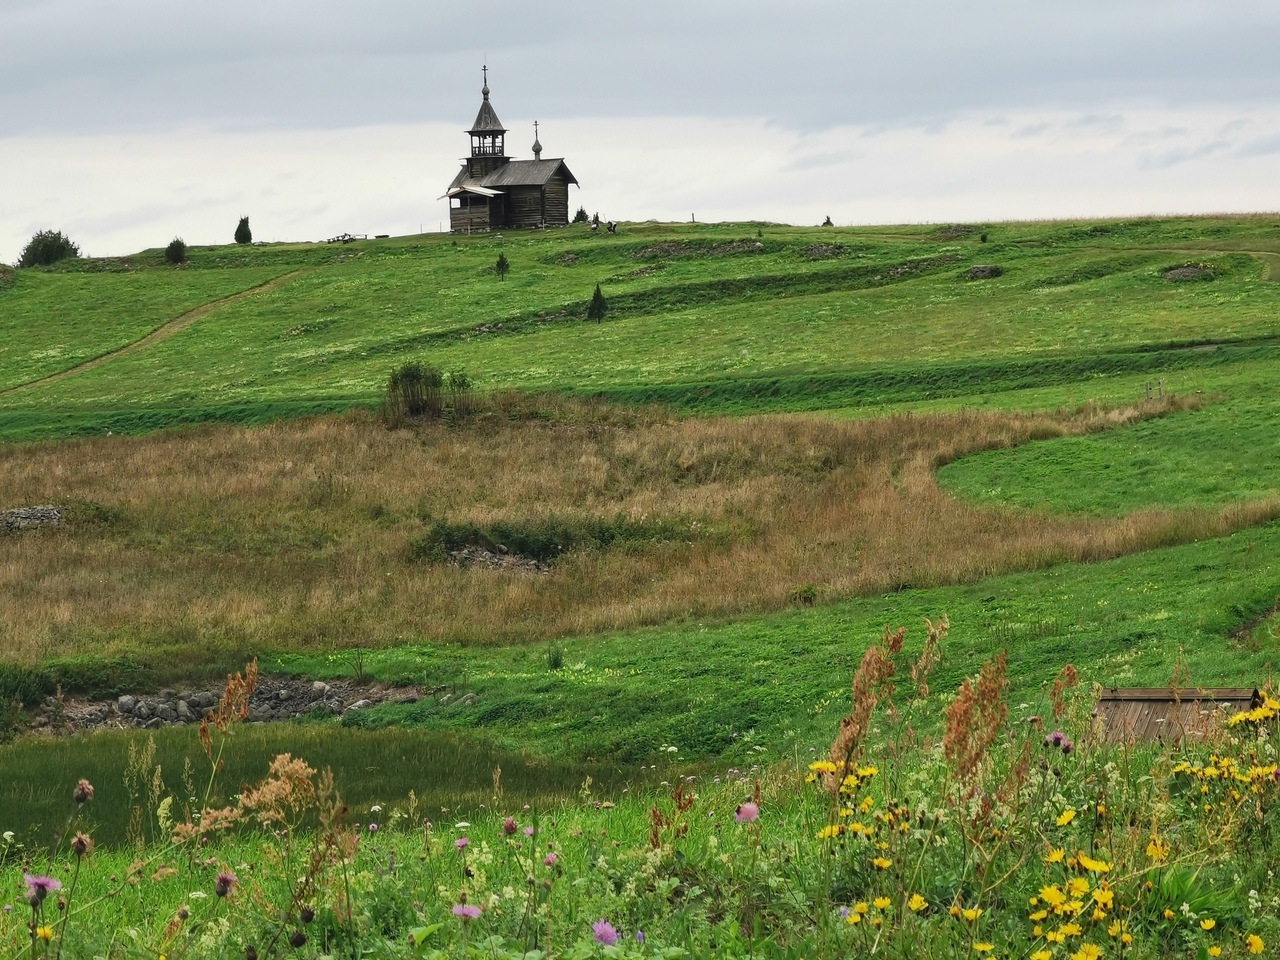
[35,675,429,735]
[0,505,62,533]
[449,544,550,574]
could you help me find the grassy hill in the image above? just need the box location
[4,215,1280,836]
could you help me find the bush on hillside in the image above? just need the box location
[572,205,589,224]
[383,361,444,424]
[165,237,187,264]
[17,229,81,268]
[587,282,607,322]
[234,216,252,245]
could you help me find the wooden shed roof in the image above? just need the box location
[444,160,579,199]
[1093,687,1260,743]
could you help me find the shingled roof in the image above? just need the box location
[469,96,507,135]
[444,159,579,198]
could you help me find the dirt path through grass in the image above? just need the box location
[0,270,307,397]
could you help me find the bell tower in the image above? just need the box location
[466,65,509,178]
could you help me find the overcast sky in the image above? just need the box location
[3,0,1279,260]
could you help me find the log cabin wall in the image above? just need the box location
[544,178,570,226]
[507,186,545,228]
[449,198,491,233]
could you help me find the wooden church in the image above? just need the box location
[443,68,579,233]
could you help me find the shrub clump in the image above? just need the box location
[0,266,14,290]
[17,229,81,268]
[408,514,692,564]
[165,237,187,264]
[234,216,252,245]
[382,362,474,426]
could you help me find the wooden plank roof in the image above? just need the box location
[1093,687,1260,743]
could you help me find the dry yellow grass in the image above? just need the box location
[1,397,1275,669]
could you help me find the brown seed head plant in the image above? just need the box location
[826,625,906,791]
[943,651,1010,797]
[1050,664,1080,721]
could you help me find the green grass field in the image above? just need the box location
[4,215,1280,842]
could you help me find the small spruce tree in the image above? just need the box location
[17,229,81,268]
[165,237,187,264]
[234,216,252,245]
[495,252,510,281]
[587,283,607,323]
[572,205,589,224]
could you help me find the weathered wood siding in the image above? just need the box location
[449,198,491,233]
[544,178,570,226]
[507,186,544,228]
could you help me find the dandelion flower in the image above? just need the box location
[874,897,891,910]
[1044,848,1066,863]
[1057,809,1077,827]
[592,920,618,946]
[1071,944,1102,960]
[36,926,53,942]
[1201,919,1216,931]
[1077,852,1111,873]
[973,944,994,953]
[908,893,928,912]
[1032,952,1053,960]
[963,907,983,921]
[1208,948,1222,957]
[1247,934,1265,954]
[872,857,892,870]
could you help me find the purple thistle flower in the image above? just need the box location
[544,852,559,867]
[214,871,237,898]
[735,802,760,823]
[452,904,482,920]
[636,930,645,944]
[368,823,378,832]
[502,817,518,835]
[592,920,618,946]
[23,875,61,905]
[1061,739,1074,755]
[454,836,470,850]
[524,826,535,837]
[1046,731,1065,748]
[73,779,94,804]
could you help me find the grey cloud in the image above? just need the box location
[2,0,1280,138]
[1237,133,1280,157]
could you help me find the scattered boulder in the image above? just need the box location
[0,505,61,534]
[966,265,1004,280]
[117,695,137,715]
[345,699,373,713]
[1164,265,1212,281]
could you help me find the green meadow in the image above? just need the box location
[3,215,1280,843]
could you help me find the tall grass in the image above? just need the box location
[1,397,1277,673]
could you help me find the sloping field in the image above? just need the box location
[2,215,1280,782]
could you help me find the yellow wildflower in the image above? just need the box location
[1121,934,1132,946]
[973,944,994,953]
[847,913,862,925]
[1067,878,1091,898]
[817,825,843,840]
[1107,921,1121,938]
[1247,934,1265,954]
[1046,930,1066,944]
[808,760,837,773]
[874,897,891,910]
[860,796,875,813]
[872,856,892,869]
[1071,944,1102,960]
[963,907,983,921]
[858,766,879,777]
[854,902,868,915]
[1031,952,1052,960]
[1041,886,1068,906]
[1057,809,1077,827]
[1093,889,1114,910]
[1208,948,1222,958]
[1077,853,1110,873]
[1163,909,1176,920]
[37,927,54,942]
[1045,848,1066,863]
[1061,922,1083,937]
[908,893,928,912]
[1146,837,1168,862]
[1030,909,1049,922]
[1200,919,1216,931]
